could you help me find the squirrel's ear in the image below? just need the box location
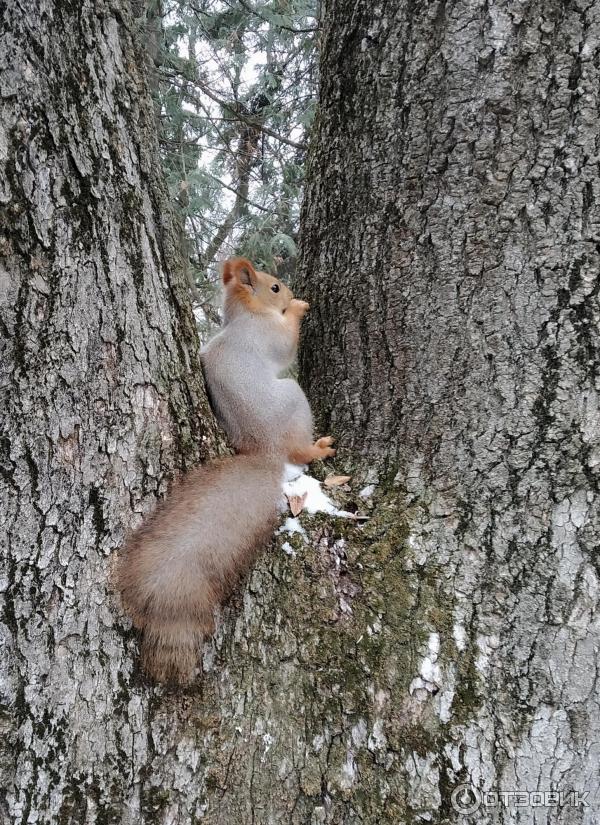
[222,258,257,289]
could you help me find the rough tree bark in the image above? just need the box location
[297,0,600,822]
[2,0,599,824]
[0,1,227,821]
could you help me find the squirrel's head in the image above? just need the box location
[222,257,293,318]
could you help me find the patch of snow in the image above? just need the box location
[453,623,467,652]
[279,517,306,537]
[410,632,443,697]
[337,752,357,790]
[283,462,305,482]
[282,472,355,518]
[281,541,296,557]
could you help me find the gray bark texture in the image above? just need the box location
[1,0,599,824]
[0,1,226,821]
[298,0,600,823]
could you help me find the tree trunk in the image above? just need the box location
[3,0,599,823]
[297,0,600,822]
[0,1,225,821]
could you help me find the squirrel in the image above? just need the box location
[117,257,335,683]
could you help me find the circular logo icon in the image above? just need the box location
[451,784,482,815]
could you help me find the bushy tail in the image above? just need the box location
[116,454,284,684]
[140,620,209,685]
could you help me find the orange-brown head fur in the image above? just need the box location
[222,257,293,321]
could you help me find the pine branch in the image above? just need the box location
[224,0,319,35]
[164,71,307,151]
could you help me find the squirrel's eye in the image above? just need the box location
[271,284,280,293]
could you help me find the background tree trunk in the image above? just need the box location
[2,0,599,823]
[297,0,600,821]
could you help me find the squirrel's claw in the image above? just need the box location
[315,436,335,449]
[314,436,336,458]
[289,298,310,316]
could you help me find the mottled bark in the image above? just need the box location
[3,0,600,824]
[297,0,600,822]
[0,1,224,821]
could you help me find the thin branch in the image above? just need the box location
[199,112,264,268]
[164,71,307,151]
[202,170,270,212]
[223,0,319,35]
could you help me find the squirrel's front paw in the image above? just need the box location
[289,299,310,317]
[315,436,336,458]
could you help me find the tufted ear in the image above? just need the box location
[222,258,257,289]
